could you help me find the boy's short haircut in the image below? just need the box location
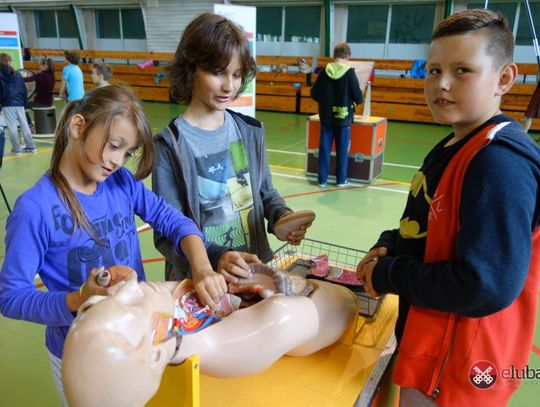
[92,62,113,80]
[64,49,81,65]
[432,8,514,68]
[333,43,351,59]
[169,12,257,104]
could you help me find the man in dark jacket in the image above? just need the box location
[310,43,362,187]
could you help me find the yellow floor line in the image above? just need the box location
[3,147,53,161]
[377,178,411,186]
[269,164,305,172]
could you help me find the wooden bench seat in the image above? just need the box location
[27,48,173,64]
[257,55,312,67]
[23,48,540,130]
[255,56,313,113]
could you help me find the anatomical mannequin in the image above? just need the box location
[62,266,358,407]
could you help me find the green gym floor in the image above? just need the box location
[0,102,538,406]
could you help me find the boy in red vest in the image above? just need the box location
[357,9,540,406]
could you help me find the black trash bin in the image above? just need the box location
[33,106,57,135]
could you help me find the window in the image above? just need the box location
[516,2,540,46]
[96,9,120,39]
[347,5,388,43]
[390,4,436,44]
[96,8,146,40]
[57,10,78,38]
[35,10,57,38]
[284,6,320,42]
[257,6,282,42]
[35,9,78,39]
[346,3,436,46]
[256,6,320,43]
[121,9,145,39]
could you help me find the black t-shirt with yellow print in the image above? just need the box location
[374,114,510,342]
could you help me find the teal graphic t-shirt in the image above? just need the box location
[176,112,254,251]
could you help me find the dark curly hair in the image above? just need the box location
[168,12,257,104]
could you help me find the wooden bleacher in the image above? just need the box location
[255,55,313,113]
[26,48,173,63]
[26,48,174,102]
[307,57,540,130]
[24,49,539,130]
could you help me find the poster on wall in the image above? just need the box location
[214,4,256,118]
[0,12,23,70]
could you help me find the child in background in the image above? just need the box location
[59,49,84,102]
[153,13,312,282]
[0,53,37,154]
[91,62,113,88]
[0,85,226,406]
[310,43,362,187]
[24,56,56,108]
[356,9,540,406]
[24,56,56,132]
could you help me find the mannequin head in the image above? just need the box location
[62,273,177,407]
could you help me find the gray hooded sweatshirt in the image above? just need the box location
[153,109,292,281]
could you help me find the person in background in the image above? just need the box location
[59,50,84,102]
[24,56,56,108]
[357,9,540,406]
[153,13,313,283]
[0,85,225,406]
[24,56,56,132]
[0,53,37,154]
[91,62,113,88]
[310,43,363,187]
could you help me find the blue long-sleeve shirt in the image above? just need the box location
[0,167,204,358]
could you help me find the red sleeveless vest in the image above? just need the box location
[393,122,540,406]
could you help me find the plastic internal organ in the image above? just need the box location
[273,210,316,241]
[151,312,174,345]
[324,267,364,286]
[227,282,268,298]
[310,255,329,277]
[96,265,133,287]
[151,281,242,345]
[228,263,314,302]
[170,280,220,335]
[286,255,364,287]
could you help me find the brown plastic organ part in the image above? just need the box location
[96,265,134,287]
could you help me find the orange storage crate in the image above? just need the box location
[306,114,387,183]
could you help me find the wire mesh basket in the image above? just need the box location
[269,238,384,319]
